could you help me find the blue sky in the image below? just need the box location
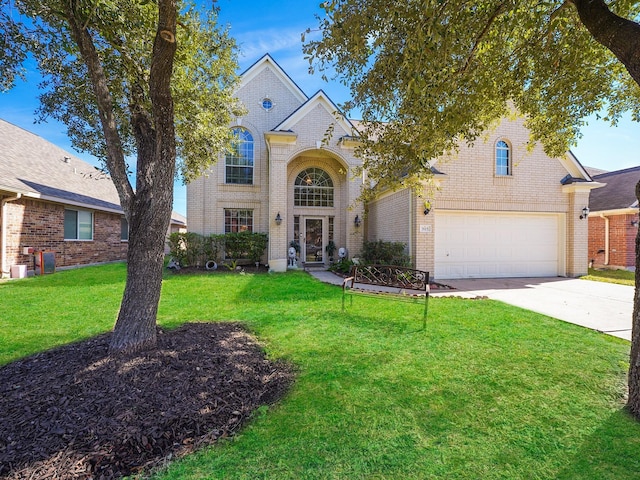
[2,0,639,216]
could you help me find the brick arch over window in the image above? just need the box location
[226,127,254,184]
[294,167,334,207]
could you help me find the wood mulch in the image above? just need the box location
[0,322,295,479]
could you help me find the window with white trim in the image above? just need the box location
[495,140,511,176]
[224,209,253,233]
[294,168,334,207]
[225,127,254,184]
[64,209,93,240]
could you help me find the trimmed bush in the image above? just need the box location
[167,232,268,267]
[360,240,412,267]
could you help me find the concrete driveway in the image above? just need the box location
[431,277,634,341]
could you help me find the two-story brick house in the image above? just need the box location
[187,54,602,278]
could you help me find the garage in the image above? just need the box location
[434,212,564,279]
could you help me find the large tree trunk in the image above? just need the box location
[571,0,640,419]
[109,191,173,353]
[628,182,640,418]
[65,0,177,354]
[109,0,177,354]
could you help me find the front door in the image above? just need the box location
[303,218,324,264]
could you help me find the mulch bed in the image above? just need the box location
[0,322,295,479]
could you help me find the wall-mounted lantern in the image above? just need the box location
[275,212,282,225]
[580,207,589,220]
[354,215,361,227]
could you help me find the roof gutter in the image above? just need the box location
[1,193,22,278]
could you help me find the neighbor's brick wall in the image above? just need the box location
[588,213,638,269]
[2,197,127,273]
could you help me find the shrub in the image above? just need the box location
[167,232,268,267]
[360,240,412,267]
[328,259,356,275]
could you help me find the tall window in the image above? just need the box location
[64,209,93,240]
[121,217,129,241]
[294,168,334,207]
[226,128,254,184]
[224,209,253,233]
[495,140,511,176]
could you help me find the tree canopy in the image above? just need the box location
[306,0,640,419]
[305,0,640,192]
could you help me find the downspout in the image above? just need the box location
[1,193,22,278]
[599,213,610,265]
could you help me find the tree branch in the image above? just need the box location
[458,2,508,75]
[569,0,640,86]
[63,1,135,215]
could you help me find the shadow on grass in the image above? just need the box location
[556,409,640,479]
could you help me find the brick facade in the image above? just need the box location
[187,55,596,277]
[368,115,593,278]
[187,56,364,270]
[2,197,127,274]
[588,213,638,270]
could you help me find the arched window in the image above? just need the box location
[495,140,511,176]
[225,127,254,184]
[294,168,334,207]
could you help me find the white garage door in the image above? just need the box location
[434,212,562,279]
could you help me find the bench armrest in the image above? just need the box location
[342,276,355,291]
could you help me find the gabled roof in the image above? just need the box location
[272,90,356,136]
[0,119,122,213]
[0,119,186,223]
[589,166,640,212]
[238,54,308,104]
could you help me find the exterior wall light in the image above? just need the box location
[423,207,431,215]
[580,207,589,220]
[275,212,282,225]
[354,215,361,227]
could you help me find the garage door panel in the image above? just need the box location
[435,212,560,279]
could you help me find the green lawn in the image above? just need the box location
[1,264,638,479]
[582,268,635,286]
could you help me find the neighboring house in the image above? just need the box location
[0,119,186,278]
[187,54,602,278]
[587,166,640,271]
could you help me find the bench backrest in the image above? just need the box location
[350,265,429,293]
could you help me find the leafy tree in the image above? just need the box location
[305,1,640,417]
[1,0,242,353]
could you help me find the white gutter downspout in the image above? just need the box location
[1,193,22,278]
[599,213,610,266]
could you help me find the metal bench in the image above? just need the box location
[342,265,430,329]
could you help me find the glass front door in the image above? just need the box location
[304,218,324,263]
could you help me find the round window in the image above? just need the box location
[262,98,273,111]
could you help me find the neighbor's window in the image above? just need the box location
[224,209,253,233]
[225,127,254,185]
[64,209,93,240]
[120,217,129,241]
[294,168,334,207]
[495,140,511,176]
